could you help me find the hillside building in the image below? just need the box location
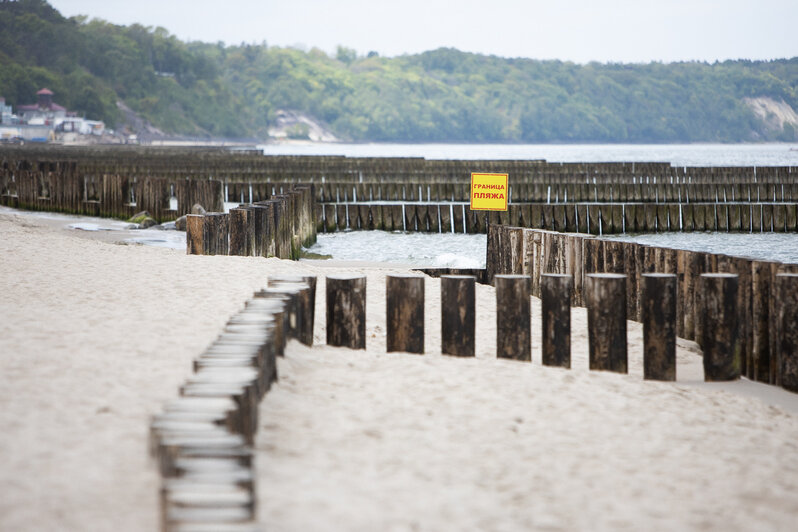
[17,88,69,125]
[0,89,105,141]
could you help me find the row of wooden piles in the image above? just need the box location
[150,274,316,532]
[0,158,223,221]
[312,181,798,203]
[486,225,798,391]
[185,186,316,260]
[317,271,758,384]
[316,201,798,234]
[2,146,795,185]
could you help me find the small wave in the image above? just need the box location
[432,253,482,269]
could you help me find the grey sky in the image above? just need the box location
[49,0,798,63]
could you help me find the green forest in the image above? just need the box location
[1,0,797,142]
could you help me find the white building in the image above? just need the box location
[17,88,68,125]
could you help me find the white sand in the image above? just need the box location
[2,208,798,531]
[0,210,323,531]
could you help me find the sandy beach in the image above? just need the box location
[3,207,798,531]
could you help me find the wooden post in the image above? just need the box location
[700,273,741,381]
[778,273,798,392]
[264,282,312,346]
[186,214,204,255]
[495,274,531,361]
[486,223,502,283]
[326,275,366,349]
[541,274,572,368]
[268,275,317,346]
[229,208,249,256]
[257,287,301,344]
[301,275,317,342]
[622,242,639,321]
[246,297,286,356]
[203,213,229,255]
[585,273,627,373]
[751,261,775,382]
[641,273,677,381]
[386,274,425,353]
[441,275,476,357]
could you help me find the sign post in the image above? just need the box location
[470,172,508,211]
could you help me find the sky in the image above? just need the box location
[48,0,798,64]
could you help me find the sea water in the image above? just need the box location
[259,142,798,167]
[603,232,798,264]
[305,231,487,268]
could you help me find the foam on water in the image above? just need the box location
[306,231,487,268]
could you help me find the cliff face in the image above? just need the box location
[744,97,798,141]
[267,110,339,142]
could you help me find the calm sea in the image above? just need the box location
[258,142,798,167]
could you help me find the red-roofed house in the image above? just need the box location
[17,88,69,125]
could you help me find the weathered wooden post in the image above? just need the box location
[247,298,286,356]
[441,275,476,357]
[585,273,627,373]
[700,273,741,381]
[326,275,366,349]
[302,275,317,341]
[229,207,249,256]
[486,224,502,284]
[386,274,425,354]
[186,214,204,255]
[751,261,775,382]
[202,213,229,255]
[495,274,532,361]
[641,273,677,381]
[268,275,317,346]
[777,273,798,392]
[541,274,572,368]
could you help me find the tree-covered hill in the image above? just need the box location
[1,0,796,142]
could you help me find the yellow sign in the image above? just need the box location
[470,172,508,211]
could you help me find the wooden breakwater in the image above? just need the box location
[3,145,797,234]
[485,224,798,390]
[151,275,316,531]
[185,185,316,260]
[0,149,317,260]
[314,200,798,234]
[0,158,223,221]
[7,145,793,185]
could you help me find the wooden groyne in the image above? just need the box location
[3,146,797,236]
[0,158,223,221]
[152,276,316,531]
[486,224,798,390]
[185,185,316,259]
[3,145,794,185]
[315,200,798,234]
